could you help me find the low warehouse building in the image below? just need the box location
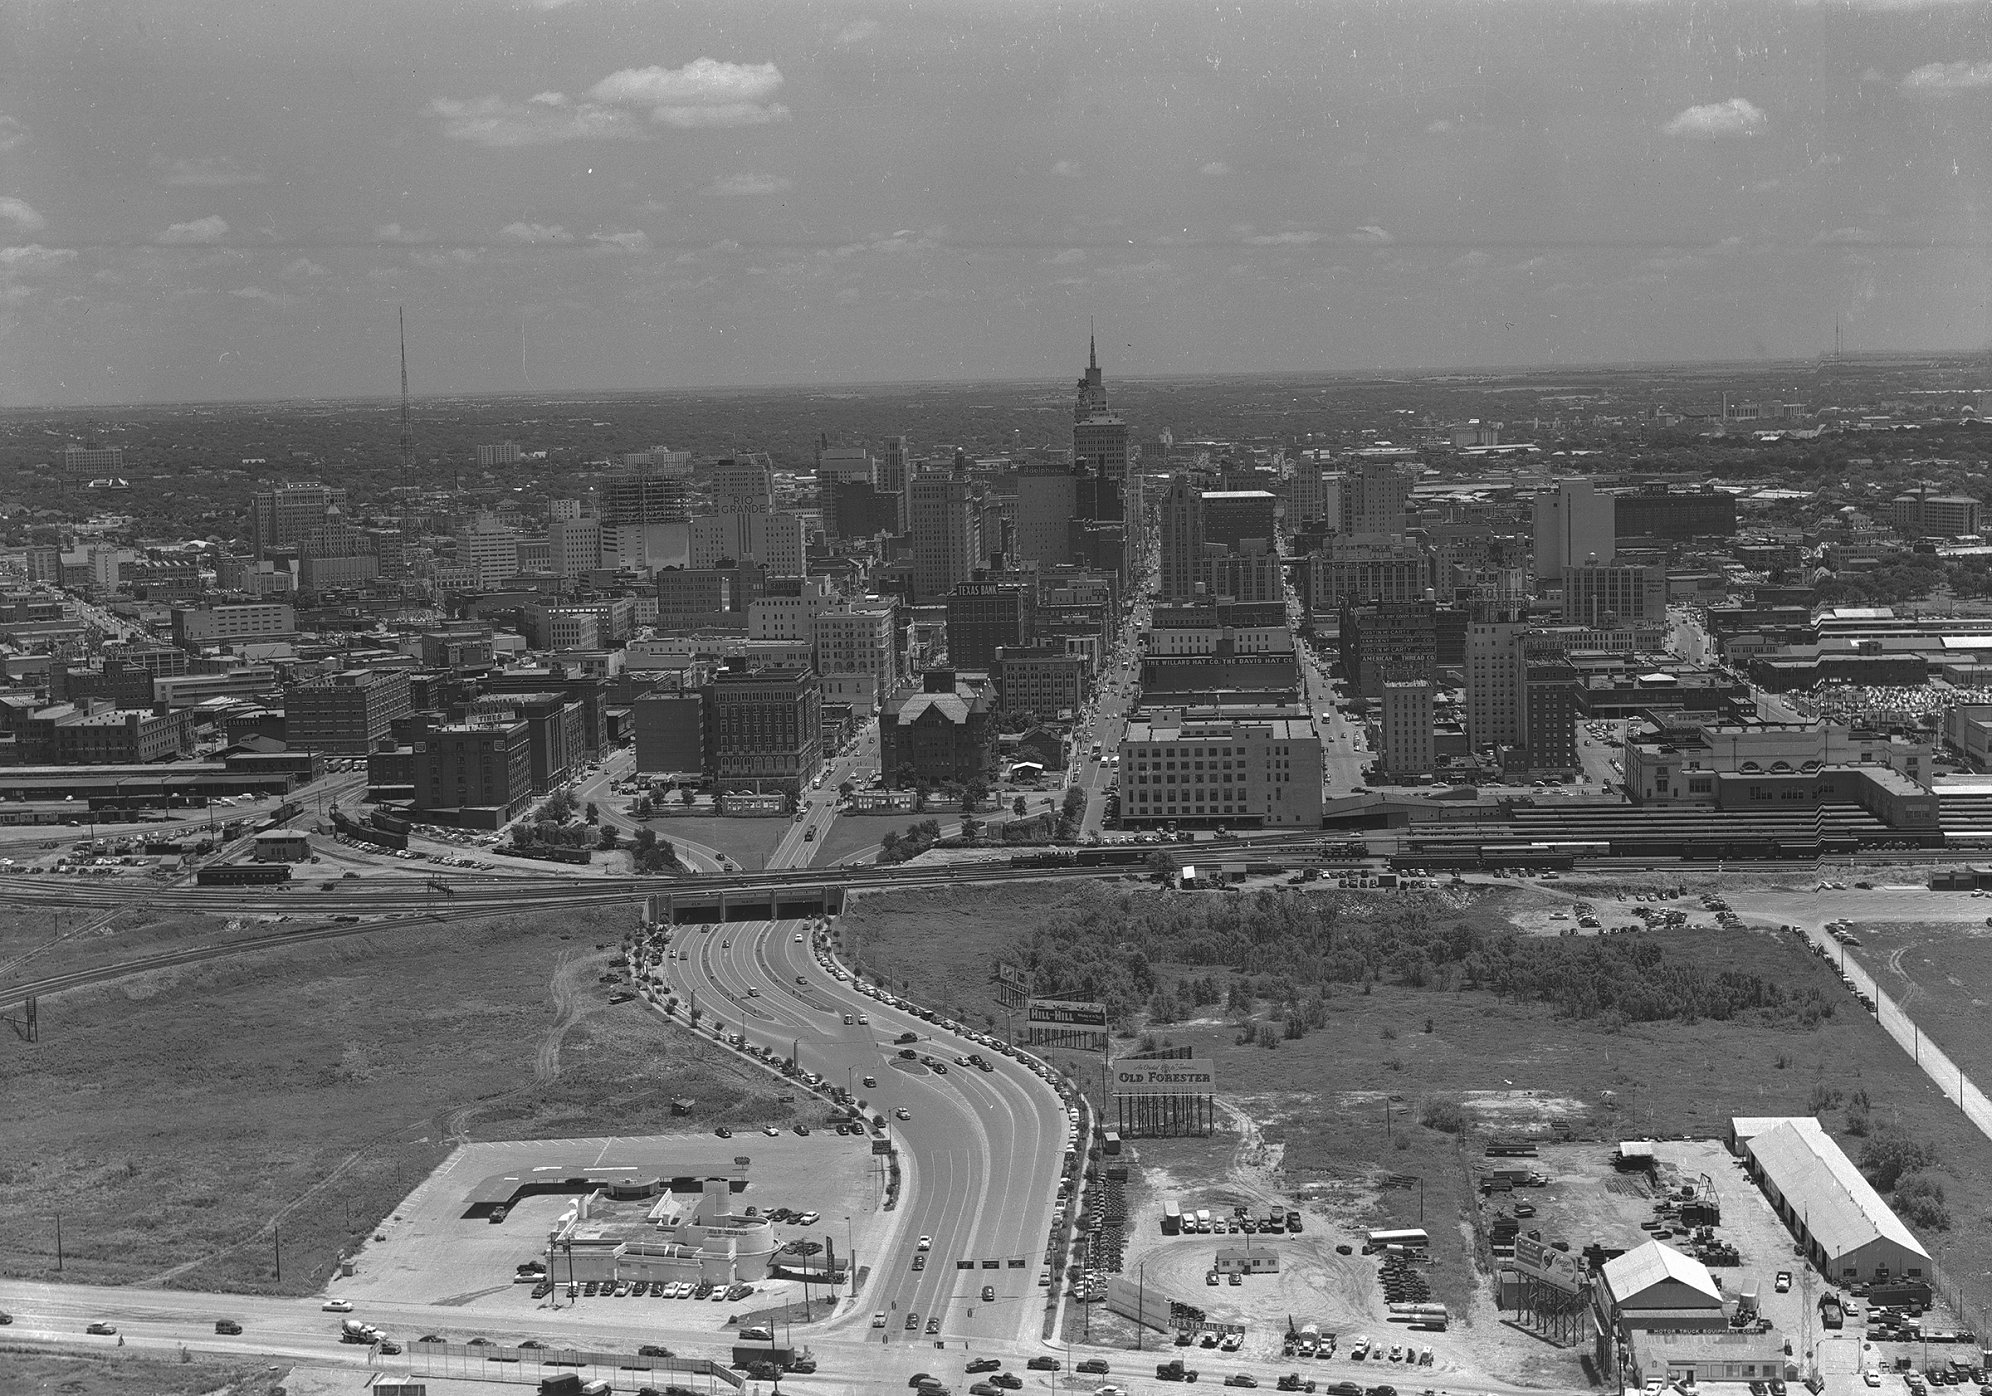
[1601,1240,1729,1334]
[1214,1244,1279,1274]
[1738,1116,1930,1285]
[250,829,310,862]
[1626,1331,1790,1389]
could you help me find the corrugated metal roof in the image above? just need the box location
[1745,1118,1928,1263]
[1603,1240,1723,1307]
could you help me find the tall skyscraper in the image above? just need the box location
[1344,460,1415,537]
[712,454,777,512]
[251,484,348,559]
[909,469,982,602]
[1465,617,1528,752]
[1159,474,1205,602]
[1073,334,1133,537]
[1532,478,1615,582]
[1015,465,1079,567]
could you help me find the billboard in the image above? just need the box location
[1112,1058,1217,1097]
[1513,1234,1581,1295]
[996,962,1031,990]
[1028,998,1108,1027]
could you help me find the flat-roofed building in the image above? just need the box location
[414,718,535,821]
[1118,712,1322,829]
[1378,680,1434,779]
[285,669,413,754]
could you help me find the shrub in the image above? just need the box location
[1420,1098,1465,1133]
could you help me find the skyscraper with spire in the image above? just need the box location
[1072,328,1136,551]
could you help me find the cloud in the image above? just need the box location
[230,285,295,307]
[1050,160,1081,178]
[705,172,790,196]
[1245,229,1322,246]
[498,221,574,244]
[427,94,643,148]
[1350,225,1395,244]
[279,257,330,280]
[0,244,75,270]
[149,154,265,188]
[586,58,789,128]
[0,197,45,234]
[1199,161,1231,177]
[1663,97,1766,138]
[1903,61,1992,92]
[374,222,429,243]
[833,19,880,46]
[590,229,651,252]
[0,114,26,153]
[158,216,229,244]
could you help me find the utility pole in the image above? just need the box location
[274,1220,282,1282]
[55,1212,61,1271]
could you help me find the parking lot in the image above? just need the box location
[339,1132,896,1325]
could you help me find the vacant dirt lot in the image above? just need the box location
[0,1350,291,1396]
[0,905,796,1296]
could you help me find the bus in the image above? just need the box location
[1162,1201,1181,1235]
[1365,1227,1430,1253]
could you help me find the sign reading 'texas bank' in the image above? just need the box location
[1112,1059,1217,1095]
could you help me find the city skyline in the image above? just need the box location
[2,0,1991,407]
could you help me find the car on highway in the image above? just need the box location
[793,1124,811,1137]
[746,987,760,997]
[715,1126,732,1139]
[896,1031,918,1043]
[912,1255,926,1270]
[970,1384,1003,1396]
[1775,1271,1792,1293]
[981,1285,996,1302]
[86,1323,117,1335]
[906,1313,921,1331]
[215,1319,243,1334]
[794,933,804,942]
[857,1014,869,1024]
[323,1300,354,1313]
[918,1235,932,1250]
[418,1335,445,1343]
[927,1318,941,1335]
[863,1075,877,1088]
[1078,1361,1111,1375]
[467,1338,492,1347]
[991,1376,1022,1390]
[1028,1358,1062,1371]
[0,1311,12,1325]
[967,1360,1003,1375]
[798,1211,820,1224]
[761,1126,781,1137]
[637,1344,671,1357]
[1223,1377,1257,1389]
[895,1107,911,1120]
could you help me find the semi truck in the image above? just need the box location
[1156,1360,1201,1382]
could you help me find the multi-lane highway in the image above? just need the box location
[663,912,1068,1345]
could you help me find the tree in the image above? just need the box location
[882,830,900,851]
[679,786,695,807]
[598,824,621,850]
[633,827,657,854]
[584,802,599,824]
[782,789,799,815]
[1858,1130,1938,1191]
[839,780,856,801]
[962,815,984,841]
[1013,795,1028,818]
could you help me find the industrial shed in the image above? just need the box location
[1213,1245,1279,1274]
[1601,1240,1728,1333]
[1738,1117,1930,1284]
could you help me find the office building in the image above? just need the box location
[947,579,1035,670]
[1200,548,1285,605]
[171,602,298,651]
[1378,680,1435,779]
[812,601,900,698]
[749,575,835,642]
[1465,618,1528,752]
[909,471,981,602]
[1201,490,1278,551]
[1118,713,1323,829]
[1309,535,1430,608]
[1159,474,1205,602]
[298,518,379,594]
[815,445,876,539]
[1343,460,1414,537]
[712,454,777,512]
[1287,463,1341,530]
[599,455,691,569]
[550,515,603,579]
[1891,491,1980,540]
[1562,562,1667,628]
[467,689,587,794]
[1016,466,1079,567]
[690,510,805,573]
[1524,659,1582,774]
[633,691,705,775]
[996,645,1089,719]
[414,719,535,822]
[1614,486,1737,541]
[703,665,822,794]
[286,669,414,754]
[1533,478,1616,581]
[64,443,125,474]
[457,517,521,589]
[251,484,347,559]
[475,442,522,467]
[1341,601,1440,698]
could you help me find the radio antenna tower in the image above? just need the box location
[398,306,414,479]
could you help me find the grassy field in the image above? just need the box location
[0,1348,290,1396]
[0,904,790,1296]
[642,814,789,870]
[841,886,1992,1329]
[0,905,308,988]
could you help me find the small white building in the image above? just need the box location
[1601,1240,1727,1334]
[1739,1117,1930,1285]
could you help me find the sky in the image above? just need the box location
[0,0,1989,407]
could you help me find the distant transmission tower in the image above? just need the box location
[399,306,414,479]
